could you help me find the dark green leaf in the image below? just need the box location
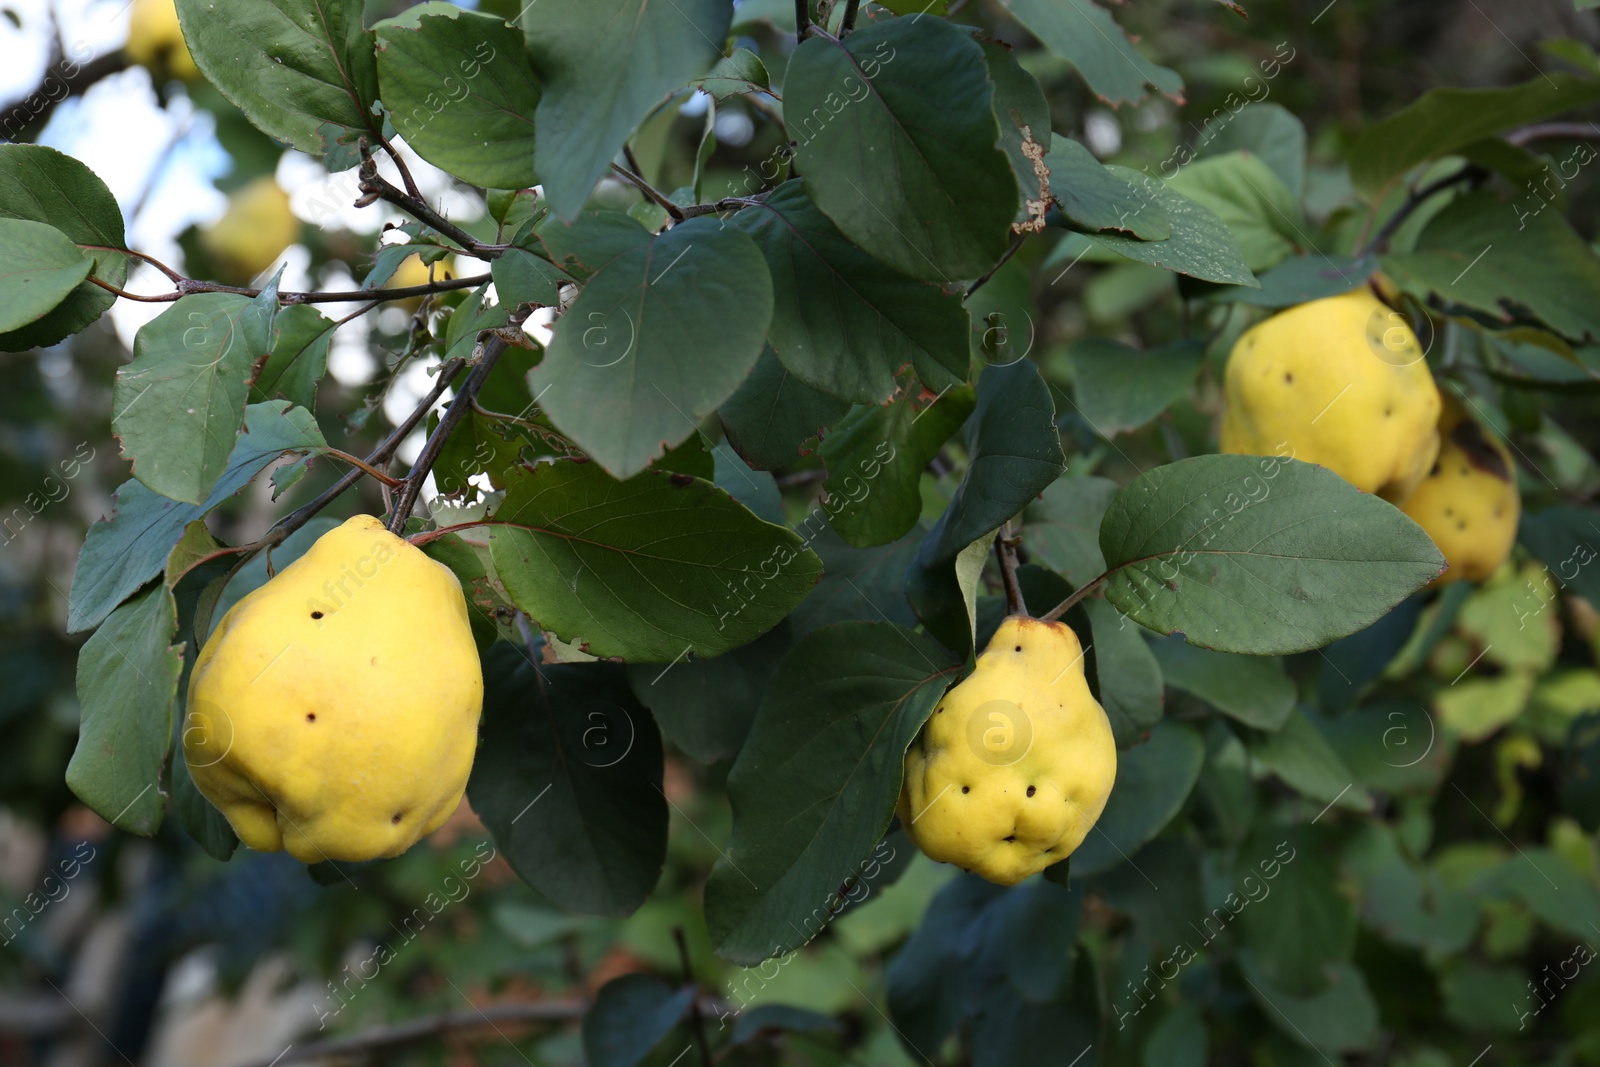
[250,303,331,410]
[704,622,960,964]
[530,217,772,479]
[886,875,1008,1055]
[1021,476,1119,586]
[1081,171,1258,286]
[1044,138,1170,240]
[625,623,790,764]
[1245,707,1373,811]
[1150,636,1293,730]
[1097,455,1445,655]
[731,180,971,404]
[1237,826,1354,996]
[491,247,566,311]
[981,39,1052,229]
[728,1005,840,1046]
[789,527,922,636]
[1382,190,1600,342]
[1070,338,1204,437]
[1518,506,1600,607]
[176,0,380,156]
[0,218,94,331]
[526,0,731,218]
[786,16,1017,281]
[1143,1004,1207,1067]
[1070,720,1203,877]
[1349,73,1600,199]
[995,0,1183,106]
[1085,599,1165,748]
[528,210,653,282]
[1207,253,1376,308]
[718,346,850,470]
[488,461,820,661]
[692,47,769,100]
[1318,699,1450,795]
[374,4,540,189]
[582,974,694,1067]
[1164,153,1300,272]
[1562,712,1600,832]
[819,387,975,548]
[66,584,183,835]
[1196,102,1307,197]
[0,144,129,349]
[470,646,667,916]
[713,443,783,524]
[114,291,276,504]
[68,402,326,633]
[1239,956,1378,1054]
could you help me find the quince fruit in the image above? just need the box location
[1220,287,1442,501]
[897,615,1116,886]
[126,0,200,82]
[388,252,450,310]
[184,516,483,863]
[1400,399,1520,585]
[202,176,301,283]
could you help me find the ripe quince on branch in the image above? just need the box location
[1220,287,1442,501]
[897,615,1116,886]
[184,516,483,863]
[201,176,301,283]
[1400,398,1520,585]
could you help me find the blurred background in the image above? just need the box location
[4,1,1600,1064]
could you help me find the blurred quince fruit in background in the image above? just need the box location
[184,516,483,863]
[201,175,301,283]
[1220,287,1443,501]
[126,0,201,82]
[898,615,1116,886]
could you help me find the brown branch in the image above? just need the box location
[229,1000,588,1067]
[85,271,492,306]
[610,162,686,221]
[996,522,1027,616]
[965,232,1029,299]
[324,448,405,487]
[357,139,494,257]
[0,44,125,143]
[1358,165,1481,256]
[386,333,511,534]
[1039,574,1108,624]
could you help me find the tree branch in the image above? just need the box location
[85,270,492,306]
[996,522,1026,616]
[357,139,495,258]
[1507,121,1600,146]
[386,333,511,534]
[1359,165,1481,256]
[966,231,1029,298]
[1039,574,1108,624]
[795,0,812,37]
[840,0,863,35]
[610,162,686,222]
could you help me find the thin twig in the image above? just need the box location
[610,162,686,221]
[323,448,405,487]
[795,0,811,37]
[1039,574,1109,624]
[228,1001,588,1067]
[386,334,510,534]
[840,0,862,34]
[996,522,1027,616]
[1359,165,1481,256]
[85,272,491,306]
[675,928,713,1067]
[77,244,184,284]
[680,196,762,220]
[357,139,492,257]
[1507,121,1600,146]
[966,232,1029,298]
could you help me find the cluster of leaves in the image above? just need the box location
[8,0,1600,1062]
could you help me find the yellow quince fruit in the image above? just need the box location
[388,252,450,310]
[184,516,483,863]
[126,0,200,82]
[201,176,301,283]
[1400,399,1520,585]
[897,615,1116,886]
[1220,287,1443,501]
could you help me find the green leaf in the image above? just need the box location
[1143,1004,1207,1067]
[1317,699,1450,795]
[250,303,331,410]
[1237,826,1355,996]
[1044,138,1170,240]
[819,387,975,548]
[924,360,1067,563]
[113,291,275,505]
[530,217,773,479]
[692,47,770,100]
[176,0,380,156]
[1195,102,1307,197]
[789,527,922,637]
[488,461,821,661]
[1245,707,1373,811]
[525,0,731,219]
[529,210,653,282]
[731,180,971,404]
[1207,253,1376,308]
[491,247,567,312]
[68,402,326,633]
[1097,455,1445,655]
[1070,720,1203,877]
[1150,637,1293,730]
[1239,956,1378,1054]
[1164,153,1300,272]
[1348,73,1600,199]
[705,622,960,964]
[1085,598,1165,748]
[66,584,183,835]
[886,875,1008,1054]
[0,145,130,349]
[1070,338,1204,437]
[1081,170,1259,286]
[582,974,694,1067]
[786,16,1017,281]
[374,4,540,189]
[1381,190,1600,342]
[1562,712,1600,832]
[995,0,1183,106]
[625,623,790,764]
[718,346,850,471]
[470,646,668,916]
[0,219,94,332]
[981,39,1052,229]
[1022,476,1119,586]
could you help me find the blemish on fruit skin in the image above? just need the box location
[1026,785,1036,797]
[371,657,378,666]
[306,713,316,722]
[311,611,323,619]
[961,785,971,794]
